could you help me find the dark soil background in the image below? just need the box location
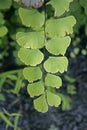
[0,34,87,130]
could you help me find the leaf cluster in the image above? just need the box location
[70,0,87,34]
[16,0,76,112]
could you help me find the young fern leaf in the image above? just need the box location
[27,81,44,97]
[46,16,76,37]
[45,36,71,55]
[16,0,76,112]
[34,94,48,113]
[16,31,44,49]
[47,0,73,16]
[23,67,42,82]
[46,90,61,107]
[19,8,45,28]
[44,56,68,73]
[18,48,44,66]
[45,73,62,88]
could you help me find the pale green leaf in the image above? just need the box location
[18,48,44,66]
[45,73,62,88]
[19,8,45,28]
[48,0,73,16]
[27,81,44,97]
[46,36,71,55]
[34,94,48,113]
[46,90,61,107]
[16,31,44,49]
[44,56,68,73]
[0,26,8,37]
[23,66,42,82]
[46,16,76,37]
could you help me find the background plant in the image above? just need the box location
[69,0,87,57]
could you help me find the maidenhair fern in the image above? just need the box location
[16,0,76,112]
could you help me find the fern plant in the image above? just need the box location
[15,0,76,113]
[69,0,87,34]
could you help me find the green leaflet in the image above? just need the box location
[45,36,71,55]
[70,0,80,12]
[34,94,48,113]
[34,90,61,112]
[27,81,44,97]
[0,13,5,25]
[44,56,68,73]
[79,0,87,7]
[46,90,61,107]
[46,16,76,37]
[23,66,42,82]
[16,31,44,49]
[0,0,12,9]
[0,26,8,37]
[45,73,62,88]
[84,6,87,15]
[18,48,44,66]
[48,0,73,16]
[19,8,45,28]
